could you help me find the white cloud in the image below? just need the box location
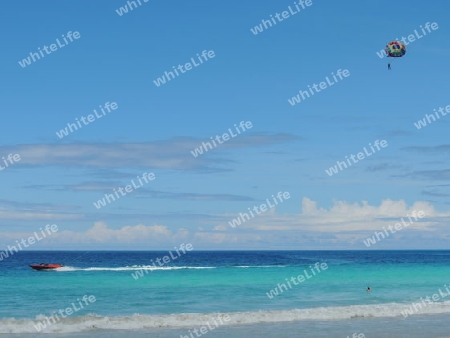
[0,134,300,171]
[1,198,449,249]
[213,225,228,231]
[224,198,447,232]
[50,221,189,244]
[0,208,81,221]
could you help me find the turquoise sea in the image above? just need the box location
[1,250,450,337]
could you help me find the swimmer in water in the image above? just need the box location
[366,286,371,292]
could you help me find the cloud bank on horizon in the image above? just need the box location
[1,197,449,250]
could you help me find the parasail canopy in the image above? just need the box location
[385,41,406,58]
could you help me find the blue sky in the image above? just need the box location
[0,0,449,250]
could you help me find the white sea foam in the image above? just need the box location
[3,302,450,334]
[235,265,286,268]
[54,265,285,272]
[55,266,216,272]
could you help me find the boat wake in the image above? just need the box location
[54,265,287,272]
[55,266,216,272]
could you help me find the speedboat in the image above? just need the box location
[29,263,63,270]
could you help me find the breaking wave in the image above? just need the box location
[3,302,450,334]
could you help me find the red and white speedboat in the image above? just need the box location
[29,263,63,270]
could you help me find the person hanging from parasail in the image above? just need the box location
[385,41,406,70]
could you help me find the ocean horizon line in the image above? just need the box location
[6,249,450,252]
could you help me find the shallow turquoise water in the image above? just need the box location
[1,251,450,336]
